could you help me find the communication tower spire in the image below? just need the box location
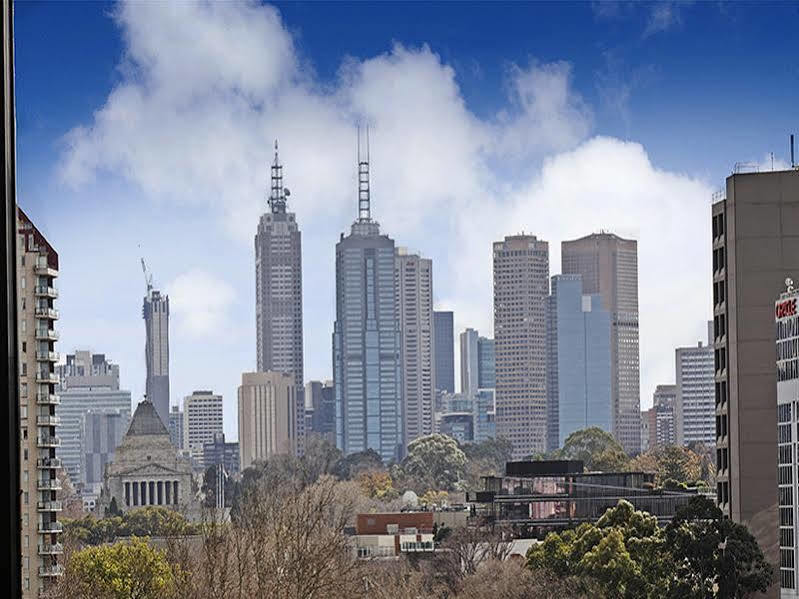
[268,139,288,214]
[357,125,370,223]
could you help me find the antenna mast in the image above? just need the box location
[268,139,287,214]
[357,125,370,222]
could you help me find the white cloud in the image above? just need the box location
[643,2,685,38]
[58,0,714,420]
[168,269,235,337]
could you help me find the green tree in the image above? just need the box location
[334,448,384,479]
[461,437,513,473]
[58,536,176,599]
[628,445,702,486]
[402,434,466,490]
[558,427,629,472]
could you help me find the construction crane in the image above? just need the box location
[141,257,153,294]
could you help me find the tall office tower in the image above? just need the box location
[255,142,305,456]
[562,232,641,454]
[712,169,799,582]
[238,371,297,470]
[395,249,435,445]
[477,337,495,389]
[202,433,240,476]
[17,208,62,595]
[547,274,612,450]
[332,136,403,462]
[142,264,170,427]
[182,390,223,469]
[493,234,550,458]
[55,351,131,484]
[460,328,479,397]
[675,321,715,447]
[651,385,676,447]
[81,410,128,492]
[305,380,335,443]
[640,410,652,453]
[168,405,183,449]
[433,311,455,393]
[776,284,799,594]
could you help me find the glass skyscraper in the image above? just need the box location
[433,311,455,393]
[332,144,403,462]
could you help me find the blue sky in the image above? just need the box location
[13,1,799,441]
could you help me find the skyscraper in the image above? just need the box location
[168,405,183,449]
[651,384,676,447]
[395,249,435,444]
[182,390,223,469]
[675,322,715,447]
[712,169,799,584]
[255,141,305,455]
[433,311,455,393]
[477,336,495,389]
[562,232,640,454]
[493,234,550,458]
[238,371,297,470]
[333,133,403,462]
[55,351,131,485]
[142,265,169,427]
[547,274,612,450]
[460,328,479,398]
[81,410,128,492]
[304,380,335,443]
[17,207,62,596]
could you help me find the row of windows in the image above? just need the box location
[779,359,799,382]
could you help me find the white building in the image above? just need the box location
[182,390,223,469]
[777,283,799,597]
[675,322,715,447]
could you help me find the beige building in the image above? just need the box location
[17,207,62,596]
[395,248,435,447]
[102,399,194,515]
[562,233,641,455]
[182,390,223,468]
[492,234,550,458]
[712,169,799,595]
[238,371,297,470]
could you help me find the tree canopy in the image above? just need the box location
[402,433,467,491]
[557,427,629,472]
[64,507,197,546]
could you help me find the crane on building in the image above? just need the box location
[141,257,153,295]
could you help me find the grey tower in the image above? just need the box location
[433,311,455,393]
[142,262,170,427]
[333,130,403,462]
[562,233,640,455]
[255,142,304,455]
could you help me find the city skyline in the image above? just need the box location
[14,1,799,441]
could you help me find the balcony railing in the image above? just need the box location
[37,457,61,469]
[38,565,64,577]
[36,393,60,405]
[37,479,62,491]
[35,350,59,362]
[37,543,64,555]
[34,329,59,342]
[37,521,63,533]
[34,286,58,298]
[37,436,61,448]
[35,371,59,384]
[37,415,61,427]
[34,263,59,277]
[37,500,63,512]
[34,307,59,320]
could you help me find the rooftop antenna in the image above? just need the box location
[268,139,289,214]
[140,257,153,295]
[791,134,795,169]
[357,125,370,222]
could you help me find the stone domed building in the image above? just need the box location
[102,399,195,515]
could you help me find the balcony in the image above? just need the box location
[37,521,63,533]
[35,350,59,362]
[34,329,59,342]
[37,479,62,491]
[36,393,60,405]
[37,500,63,512]
[34,307,59,320]
[37,415,61,427]
[37,436,61,448]
[37,543,64,555]
[34,286,58,298]
[35,371,59,384]
[37,457,61,469]
[34,263,59,277]
[38,565,64,577]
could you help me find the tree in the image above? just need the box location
[558,427,629,472]
[56,536,176,599]
[356,470,397,499]
[402,434,466,490]
[461,437,513,474]
[627,445,702,486]
[334,448,384,480]
[105,496,121,517]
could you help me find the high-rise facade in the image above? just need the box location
[238,371,297,470]
[493,234,550,458]
[17,208,62,595]
[395,248,435,445]
[712,170,799,586]
[55,351,131,484]
[477,337,495,389]
[304,380,335,443]
[675,321,715,447]
[433,311,455,393]
[651,385,676,447]
[143,282,170,427]
[562,233,640,454]
[182,390,223,469]
[255,142,305,455]
[332,145,403,462]
[547,274,612,450]
[168,405,183,449]
[460,328,479,398]
[202,433,240,476]
[81,411,128,491]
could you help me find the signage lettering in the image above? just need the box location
[776,299,798,319]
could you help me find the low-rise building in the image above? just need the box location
[352,512,435,558]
